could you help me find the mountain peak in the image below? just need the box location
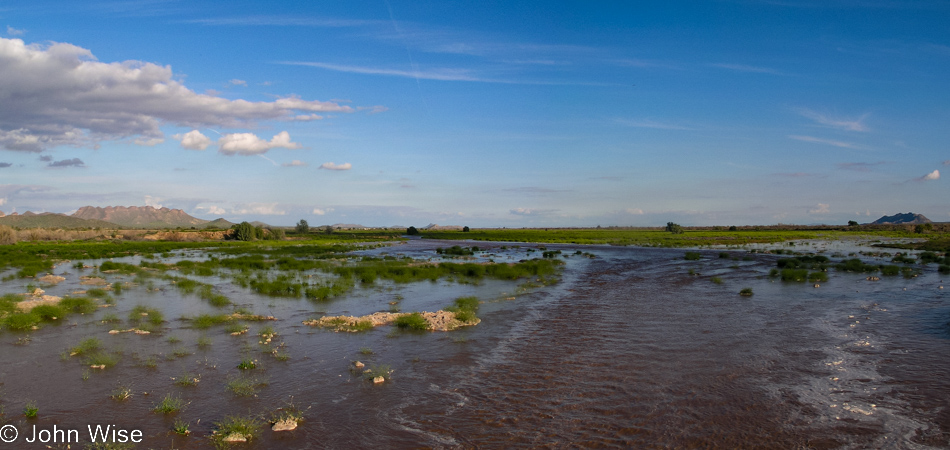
[871,212,931,225]
[72,205,209,228]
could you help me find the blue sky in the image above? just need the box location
[0,0,947,227]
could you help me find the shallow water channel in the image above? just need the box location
[0,239,948,448]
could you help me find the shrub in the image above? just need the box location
[394,312,428,331]
[406,226,419,235]
[295,219,309,234]
[684,252,701,261]
[718,252,730,259]
[463,226,470,232]
[231,222,255,241]
[835,258,879,273]
[739,287,753,296]
[666,222,684,234]
[0,225,16,245]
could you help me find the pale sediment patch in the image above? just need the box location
[16,294,63,312]
[304,310,479,332]
[38,274,66,285]
[80,276,109,286]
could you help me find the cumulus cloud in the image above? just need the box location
[195,205,225,215]
[0,197,5,205]
[319,162,352,170]
[48,158,84,167]
[6,26,26,36]
[312,208,328,215]
[174,130,212,150]
[795,108,869,132]
[218,131,300,156]
[144,195,163,208]
[292,114,323,121]
[282,160,307,167]
[0,162,10,168]
[232,202,285,215]
[0,37,355,152]
[918,169,940,181]
[808,203,830,214]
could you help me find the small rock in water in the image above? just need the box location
[373,376,385,384]
[222,433,247,443]
[353,361,365,369]
[814,284,820,288]
[272,418,298,432]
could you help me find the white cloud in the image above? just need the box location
[0,197,6,206]
[808,203,830,214]
[920,169,940,181]
[282,160,307,167]
[232,203,286,215]
[795,108,869,132]
[134,137,164,146]
[218,131,301,156]
[710,63,783,75]
[174,130,212,150]
[319,162,352,170]
[195,205,225,215]
[625,208,644,215]
[144,195,163,208]
[228,79,247,86]
[312,208,326,215]
[0,37,355,152]
[292,114,323,121]
[6,26,26,36]
[789,135,861,149]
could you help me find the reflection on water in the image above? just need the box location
[0,241,947,448]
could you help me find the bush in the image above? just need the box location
[684,252,701,261]
[406,226,419,235]
[666,222,684,234]
[739,287,753,296]
[394,312,428,331]
[0,225,16,245]
[231,222,255,241]
[295,219,309,234]
[462,226,470,232]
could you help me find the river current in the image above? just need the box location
[0,240,947,448]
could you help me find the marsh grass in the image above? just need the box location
[684,252,702,261]
[172,418,191,435]
[197,335,212,348]
[152,393,186,414]
[70,337,102,356]
[210,415,263,448]
[190,314,232,329]
[225,323,248,334]
[110,385,132,401]
[711,277,724,285]
[60,296,98,314]
[174,372,201,387]
[363,364,392,381]
[86,351,120,368]
[237,358,257,370]
[445,296,479,322]
[394,312,429,331]
[225,374,268,397]
[359,347,373,355]
[23,400,37,418]
[739,288,754,296]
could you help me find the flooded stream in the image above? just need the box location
[0,240,948,448]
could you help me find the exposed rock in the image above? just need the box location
[304,310,480,332]
[38,274,66,284]
[272,419,298,432]
[353,361,365,369]
[16,295,62,312]
[221,433,247,443]
[867,276,880,281]
[80,276,109,286]
[90,364,106,369]
[373,376,385,384]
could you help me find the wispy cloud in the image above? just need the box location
[943,160,950,166]
[789,135,862,149]
[185,16,377,27]
[773,172,818,177]
[616,118,693,130]
[6,26,25,36]
[509,207,558,216]
[282,160,307,167]
[319,162,352,171]
[48,158,85,168]
[710,63,784,75]
[228,79,247,86]
[232,202,286,216]
[795,108,870,132]
[503,187,569,194]
[837,161,886,172]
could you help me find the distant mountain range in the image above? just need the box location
[871,212,932,225]
[0,206,234,229]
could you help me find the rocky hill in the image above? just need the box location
[871,212,932,225]
[0,212,118,229]
[72,206,209,228]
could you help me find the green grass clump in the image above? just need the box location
[152,394,186,414]
[711,276,724,285]
[808,271,828,282]
[190,314,232,329]
[363,364,392,381]
[2,312,41,331]
[880,265,900,276]
[111,385,132,401]
[938,264,950,274]
[197,335,213,348]
[86,351,120,368]
[129,305,164,326]
[739,287,754,296]
[237,358,257,370]
[225,374,268,397]
[684,252,702,261]
[31,304,66,321]
[85,288,109,298]
[211,415,263,447]
[445,296,480,322]
[71,337,103,356]
[835,258,879,273]
[111,282,123,295]
[780,269,809,282]
[225,323,248,334]
[23,401,38,418]
[249,274,303,297]
[172,418,191,435]
[60,296,98,314]
[198,285,231,307]
[174,372,201,386]
[99,261,141,274]
[394,312,429,331]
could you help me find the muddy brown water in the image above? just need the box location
[0,240,947,448]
